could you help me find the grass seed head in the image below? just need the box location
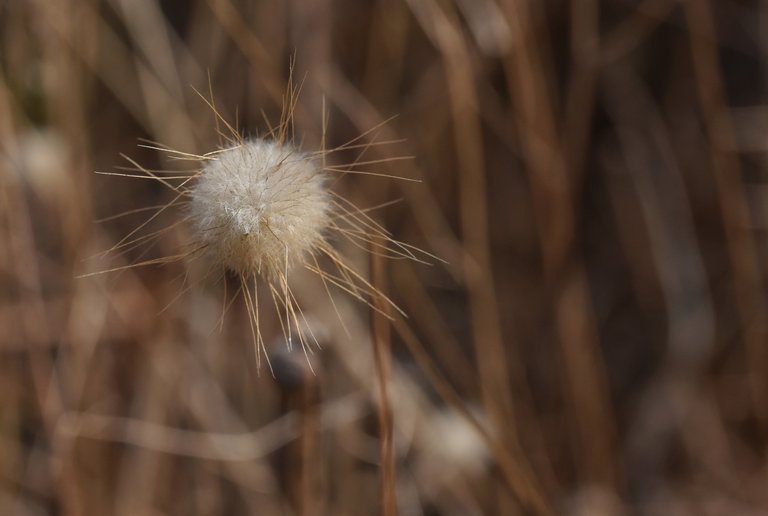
[189,139,329,280]
[89,86,437,372]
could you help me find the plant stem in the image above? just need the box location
[371,238,396,516]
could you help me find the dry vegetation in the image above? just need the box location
[2,0,768,514]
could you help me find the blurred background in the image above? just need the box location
[2,0,768,514]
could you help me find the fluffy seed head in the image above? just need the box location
[189,139,329,279]
[89,94,435,373]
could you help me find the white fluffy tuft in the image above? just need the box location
[189,138,329,279]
